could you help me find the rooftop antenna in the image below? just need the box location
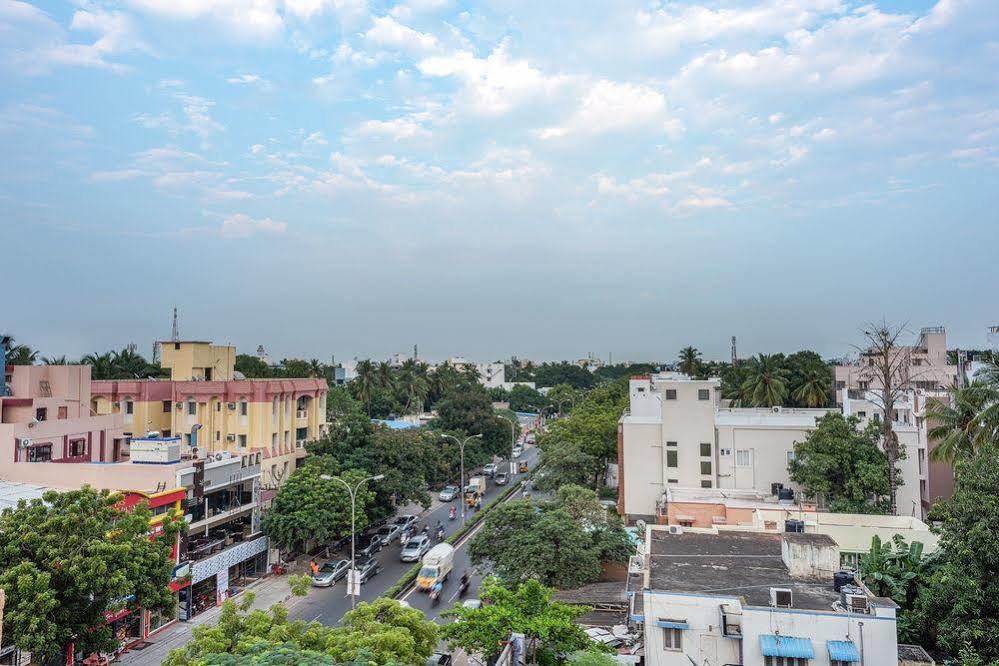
[731,336,738,366]
[414,344,418,360]
[956,349,967,388]
[171,307,180,342]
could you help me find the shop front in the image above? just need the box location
[187,534,269,618]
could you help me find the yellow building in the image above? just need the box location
[92,341,327,487]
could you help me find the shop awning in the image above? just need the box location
[760,635,815,658]
[827,640,860,662]
[654,620,689,630]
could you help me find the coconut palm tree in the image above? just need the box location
[81,352,116,380]
[307,359,324,378]
[677,346,702,376]
[42,355,69,365]
[112,348,152,378]
[397,359,430,414]
[376,361,396,392]
[792,368,832,407]
[354,360,377,415]
[928,377,999,463]
[740,353,790,407]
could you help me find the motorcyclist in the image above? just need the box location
[449,505,456,520]
[458,571,470,596]
[431,580,443,606]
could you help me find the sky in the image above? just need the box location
[2,0,998,364]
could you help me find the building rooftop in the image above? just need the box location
[648,529,845,611]
[0,480,49,510]
[714,407,833,428]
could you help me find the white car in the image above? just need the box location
[482,463,497,477]
[401,535,432,562]
[511,445,523,458]
[461,599,482,610]
[439,485,459,502]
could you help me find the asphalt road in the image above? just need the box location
[289,443,541,626]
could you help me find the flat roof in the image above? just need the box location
[0,480,49,510]
[648,529,842,611]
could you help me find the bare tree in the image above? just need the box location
[855,321,913,515]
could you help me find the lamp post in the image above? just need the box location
[440,433,482,525]
[320,472,384,609]
[496,414,517,458]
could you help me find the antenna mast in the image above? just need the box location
[171,307,180,342]
[731,336,738,366]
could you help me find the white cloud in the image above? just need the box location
[365,15,438,52]
[219,213,287,238]
[595,173,671,200]
[226,73,272,90]
[356,117,431,140]
[813,127,837,141]
[133,81,225,146]
[769,113,785,124]
[418,40,565,115]
[303,131,328,146]
[539,80,674,140]
[250,143,266,154]
[675,196,733,210]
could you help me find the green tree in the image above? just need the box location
[262,460,375,552]
[568,651,619,666]
[677,346,702,376]
[1,334,39,365]
[354,360,378,415]
[534,441,601,492]
[41,355,70,365]
[396,359,430,414]
[860,535,937,610]
[928,378,999,464]
[508,384,549,413]
[0,486,180,660]
[235,354,272,378]
[740,353,790,407]
[442,578,597,663]
[327,597,440,664]
[908,447,999,660]
[788,413,892,513]
[532,362,596,390]
[791,367,832,407]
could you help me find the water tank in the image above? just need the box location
[771,482,783,496]
[778,487,795,501]
[833,571,855,592]
[784,519,804,533]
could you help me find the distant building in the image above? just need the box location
[631,526,902,666]
[446,356,507,389]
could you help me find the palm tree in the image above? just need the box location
[397,359,430,414]
[792,368,832,407]
[81,352,116,380]
[928,377,999,463]
[678,346,702,376]
[354,360,377,415]
[42,355,69,365]
[112,348,152,378]
[740,354,790,407]
[376,361,396,392]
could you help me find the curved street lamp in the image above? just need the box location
[320,472,384,608]
[439,433,482,525]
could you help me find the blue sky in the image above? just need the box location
[2,0,997,363]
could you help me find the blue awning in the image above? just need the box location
[629,614,645,623]
[654,620,689,630]
[828,640,860,662]
[760,635,815,658]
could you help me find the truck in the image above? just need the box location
[464,476,487,506]
[416,543,455,591]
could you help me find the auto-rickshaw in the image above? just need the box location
[518,461,529,473]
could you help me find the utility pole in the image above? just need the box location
[413,344,418,360]
[171,307,180,341]
[731,336,738,366]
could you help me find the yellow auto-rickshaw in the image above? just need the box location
[518,461,529,473]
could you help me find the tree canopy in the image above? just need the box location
[0,486,180,660]
[720,351,832,408]
[788,412,893,513]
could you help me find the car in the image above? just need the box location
[311,559,350,587]
[400,534,431,562]
[494,471,509,485]
[376,523,403,545]
[482,463,497,477]
[357,533,383,558]
[356,558,381,583]
[393,514,417,530]
[439,485,459,502]
[461,599,482,610]
[426,651,453,666]
[511,445,523,458]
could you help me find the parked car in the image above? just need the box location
[393,514,417,531]
[511,445,523,458]
[311,559,350,587]
[426,651,453,666]
[482,463,497,477]
[356,558,382,583]
[461,599,482,610]
[494,471,509,486]
[439,485,459,502]
[376,523,403,545]
[357,534,383,558]
[400,534,431,562]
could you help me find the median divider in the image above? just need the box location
[383,473,535,600]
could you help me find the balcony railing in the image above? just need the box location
[296,409,309,419]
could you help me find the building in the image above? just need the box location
[618,372,933,522]
[661,486,939,568]
[446,357,507,389]
[91,340,328,488]
[832,326,958,399]
[631,526,901,666]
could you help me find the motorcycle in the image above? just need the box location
[458,577,470,598]
[448,506,456,521]
[436,526,446,542]
[430,586,442,607]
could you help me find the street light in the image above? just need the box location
[320,472,385,609]
[439,433,482,525]
[496,414,517,458]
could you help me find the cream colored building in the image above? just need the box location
[833,326,958,399]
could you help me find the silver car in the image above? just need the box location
[311,559,350,587]
[377,523,403,545]
[400,535,431,562]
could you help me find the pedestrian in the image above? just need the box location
[309,559,319,576]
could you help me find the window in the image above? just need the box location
[857,410,866,418]
[700,461,712,475]
[215,431,221,441]
[667,450,678,468]
[667,478,678,484]
[162,400,171,413]
[701,480,713,488]
[665,389,677,400]
[238,434,247,448]
[69,439,87,457]
[666,441,677,447]
[699,442,711,457]
[835,380,846,389]
[239,400,248,416]
[720,448,731,456]
[736,450,752,467]
[764,658,808,666]
[57,406,68,419]
[174,342,181,350]
[271,433,278,449]
[35,407,47,422]
[661,624,682,650]
[698,389,710,400]
[187,400,197,416]
[272,397,278,420]
[216,402,222,412]
[858,381,869,390]
[786,450,796,465]
[124,400,133,415]
[27,444,52,462]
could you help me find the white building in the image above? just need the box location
[632,526,900,666]
[618,373,931,522]
[446,357,507,389]
[833,326,958,399]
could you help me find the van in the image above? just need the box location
[416,543,455,591]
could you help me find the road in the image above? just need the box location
[289,443,541,625]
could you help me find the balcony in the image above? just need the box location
[296,409,309,420]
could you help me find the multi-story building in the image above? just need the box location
[630,526,902,666]
[833,326,958,400]
[618,373,931,522]
[91,340,328,488]
[446,356,507,388]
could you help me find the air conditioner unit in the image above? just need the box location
[227,402,236,410]
[668,525,683,535]
[112,401,120,408]
[176,403,184,411]
[771,405,782,414]
[845,593,869,613]
[226,434,236,442]
[770,588,793,608]
[17,437,32,449]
